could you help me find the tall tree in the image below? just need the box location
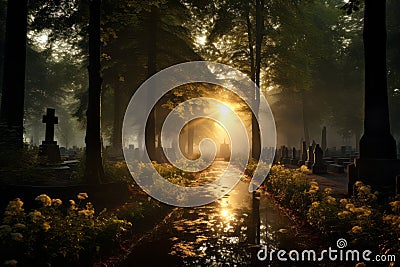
[0,0,28,148]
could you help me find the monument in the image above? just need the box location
[321,126,327,153]
[298,141,307,166]
[39,108,61,163]
[312,144,327,174]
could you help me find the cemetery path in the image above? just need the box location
[120,161,335,267]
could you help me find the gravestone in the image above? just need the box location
[312,144,327,174]
[283,146,290,164]
[311,140,316,152]
[290,147,297,165]
[39,108,61,163]
[220,141,230,161]
[298,141,307,166]
[321,126,327,153]
[305,145,314,169]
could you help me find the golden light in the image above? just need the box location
[221,209,229,217]
[219,104,230,116]
[195,35,207,46]
[220,207,234,221]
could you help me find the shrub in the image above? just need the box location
[0,193,131,266]
[265,165,399,261]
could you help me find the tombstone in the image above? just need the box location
[298,141,307,166]
[282,146,290,164]
[311,140,316,152]
[340,146,347,157]
[312,144,327,174]
[220,141,230,161]
[321,126,327,153]
[305,145,314,169]
[39,108,61,163]
[290,147,297,165]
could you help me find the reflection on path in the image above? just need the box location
[122,161,332,267]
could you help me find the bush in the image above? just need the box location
[265,165,400,261]
[0,193,131,266]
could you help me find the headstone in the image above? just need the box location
[305,145,314,169]
[220,140,230,161]
[321,126,327,153]
[283,146,290,164]
[290,147,297,165]
[324,148,330,156]
[312,144,327,174]
[298,141,307,166]
[39,108,61,163]
[340,146,346,157]
[311,140,316,152]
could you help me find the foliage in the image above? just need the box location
[265,165,400,259]
[0,193,131,267]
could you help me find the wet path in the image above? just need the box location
[121,161,333,267]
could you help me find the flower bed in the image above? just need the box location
[264,165,399,261]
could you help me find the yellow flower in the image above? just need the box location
[390,201,400,207]
[3,260,18,267]
[78,209,94,217]
[358,186,371,195]
[345,203,356,212]
[52,199,62,206]
[338,211,350,218]
[42,222,51,232]
[13,223,26,230]
[324,187,333,195]
[383,214,394,222]
[363,209,372,217]
[77,193,88,200]
[351,225,363,234]
[10,232,23,241]
[340,198,348,205]
[35,194,52,207]
[29,210,43,223]
[326,196,336,205]
[355,263,366,267]
[311,202,320,208]
[355,181,363,187]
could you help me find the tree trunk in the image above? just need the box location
[251,0,264,161]
[145,6,158,162]
[0,0,28,148]
[359,0,397,159]
[245,0,263,160]
[85,0,105,184]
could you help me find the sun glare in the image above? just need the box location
[195,35,207,46]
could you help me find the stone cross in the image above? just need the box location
[42,108,58,144]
